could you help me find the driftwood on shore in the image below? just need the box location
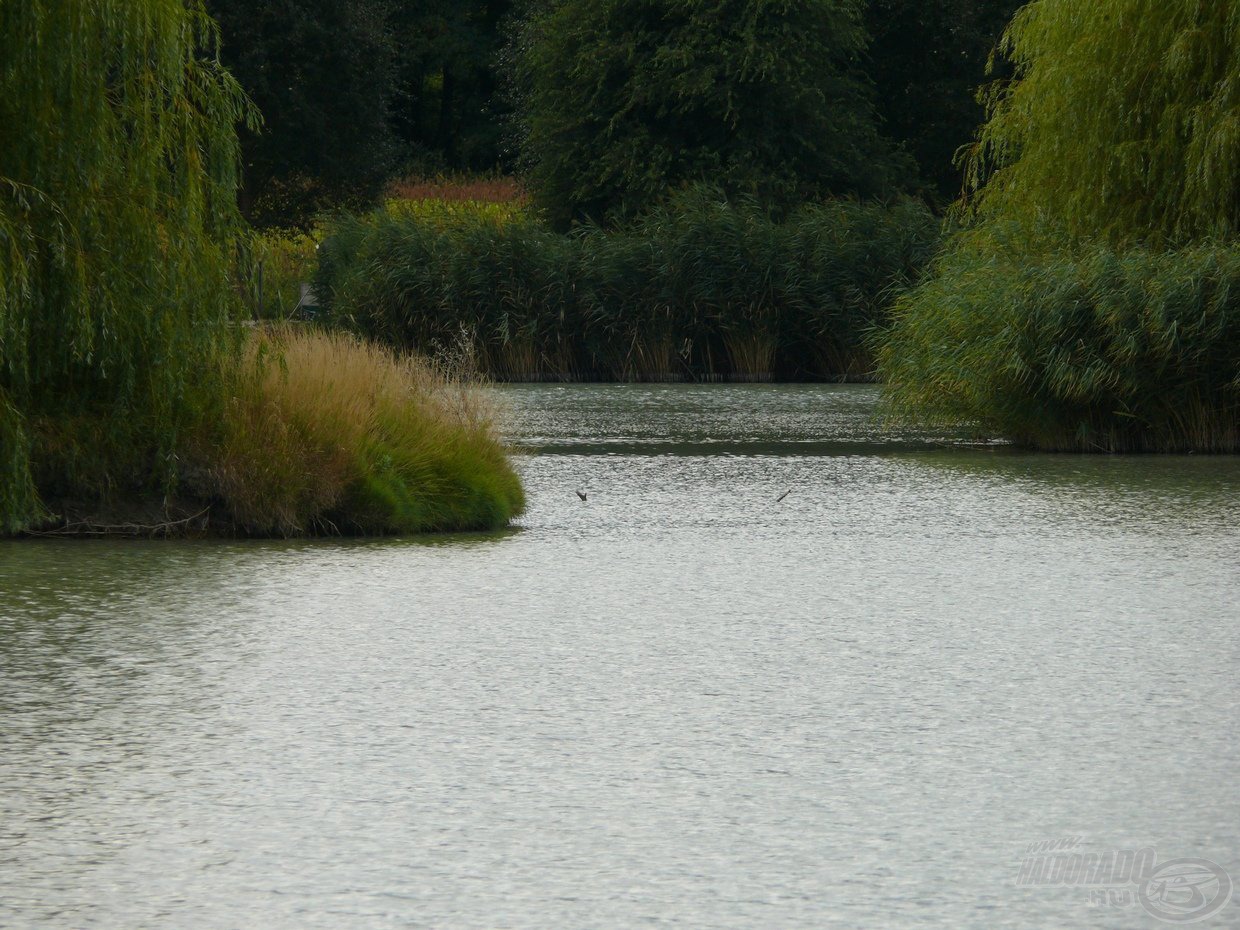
[25,506,212,539]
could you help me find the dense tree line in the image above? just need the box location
[205,0,517,224]
[865,0,1022,202]
[206,0,1023,224]
[512,0,912,227]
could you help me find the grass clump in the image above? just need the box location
[195,327,525,535]
[879,239,1240,452]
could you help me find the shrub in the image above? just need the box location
[194,328,525,535]
[878,240,1240,451]
[233,228,322,320]
[387,175,527,206]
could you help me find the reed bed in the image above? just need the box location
[315,190,939,382]
[878,240,1240,451]
[192,327,525,535]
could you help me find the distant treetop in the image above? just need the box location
[513,0,913,227]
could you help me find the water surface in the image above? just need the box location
[2,384,1238,928]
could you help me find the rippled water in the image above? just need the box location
[2,384,1238,929]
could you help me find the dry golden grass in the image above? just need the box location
[199,327,523,535]
[386,174,527,205]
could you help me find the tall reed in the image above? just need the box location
[879,238,1240,451]
[316,189,939,382]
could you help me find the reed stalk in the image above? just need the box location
[316,188,938,383]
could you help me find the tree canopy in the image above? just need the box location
[866,0,1022,202]
[199,0,1030,223]
[514,0,911,227]
[205,0,399,224]
[389,1,516,172]
[962,0,1240,245]
[205,0,520,224]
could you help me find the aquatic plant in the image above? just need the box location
[316,191,938,382]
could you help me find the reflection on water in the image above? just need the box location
[504,381,966,454]
[2,384,1238,929]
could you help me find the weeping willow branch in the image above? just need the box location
[961,0,1240,246]
[0,0,256,533]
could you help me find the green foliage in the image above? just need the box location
[233,228,323,320]
[878,242,1240,451]
[513,0,910,227]
[207,0,520,223]
[883,0,1240,453]
[0,0,250,533]
[963,0,1240,245]
[316,190,939,380]
[389,1,516,171]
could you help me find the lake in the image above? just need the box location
[2,383,1238,928]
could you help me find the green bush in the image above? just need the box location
[879,240,1240,451]
[232,228,322,320]
[317,190,940,381]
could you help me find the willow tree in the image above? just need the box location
[879,0,1240,451]
[0,0,252,532]
[961,0,1240,245]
